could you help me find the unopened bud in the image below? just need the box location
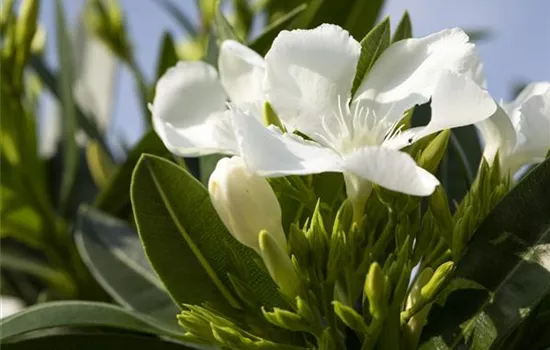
[259,230,300,299]
[262,307,308,331]
[403,267,434,349]
[428,186,453,243]
[418,129,450,174]
[209,156,286,253]
[421,261,454,300]
[364,262,388,319]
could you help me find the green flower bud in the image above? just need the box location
[333,301,368,334]
[209,156,286,253]
[364,262,388,320]
[262,307,309,332]
[418,129,450,174]
[327,229,347,282]
[428,185,453,243]
[259,230,300,299]
[403,267,434,350]
[421,261,454,300]
[15,0,39,51]
[332,199,353,235]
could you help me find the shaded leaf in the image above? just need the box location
[0,301,183,342]
[212,4,241,43]
[55,0,79,214]
[3,333,197,350]
[155,32,179,81]
[74,206,181,328]
[421,158,550,349]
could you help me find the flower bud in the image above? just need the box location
[418,129,450,174]
[364,262,389,320]
[259,230,300,299]
[208,156,286,253]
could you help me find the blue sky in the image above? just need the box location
[38,0,550,151]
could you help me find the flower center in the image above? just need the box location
[313,97,403,155]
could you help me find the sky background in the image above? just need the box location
[37,0,550,154]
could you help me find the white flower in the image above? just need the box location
[232,24,496,216]
[0,295,24,319]
[150,40,265,157]
[208,156,286,253]
[476,82,550,176]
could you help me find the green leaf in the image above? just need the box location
[392,11,412,42]
[55,0,79,214]
[130,154,282,311]
[421,158,550,349]
[344,0,385,40]
[0,247,74,296]
[155,32,179,81]
[351,17,391,97]
[74,206,181,328]
[248,4,307,55]
[443,126,482,204]
[3,333,198,350]
[95,130,168,218]
[0,301,183,342]
[213,3,241,43]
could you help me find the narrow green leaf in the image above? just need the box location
[94,130,168,218]
[421,158,550,349]
[74,206,181,329]
[3,333,197,350]
[392,11,412,42]
[0,247,74,295]
[344,0,385,40]
[212,3,241,43]
[130,154,282,311]
[0,301,182,342]
[155,32,179,81]
[249,4,306,55]
[55,0,80,213]
[351,17,391,96]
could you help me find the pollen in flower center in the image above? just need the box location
[314,97,402,155]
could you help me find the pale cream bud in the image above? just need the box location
[208,156,286,253]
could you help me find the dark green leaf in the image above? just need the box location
[55,0,79,214]
[74,206,181,328]
[344,0,385,40]
[0,301,183,342]
[155,32,179,81]
[94,131,168,218]
[351,17,391,96]
[3,333,197,350]
[130,154,282,311]
[444,126,482,204]
[392,11,412,42]
[421,158,550,349]
[249,4,307,55]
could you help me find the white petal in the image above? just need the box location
[384,71,496,149]
[503,82,550,117]
[219,40,266,104]
[152,61,238,156]
[264,24,361,138]
[231,108,343,176]
[353,28,484,124]
[475,106,517,164]
[513,90,550,161]
[343,146,439,196]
